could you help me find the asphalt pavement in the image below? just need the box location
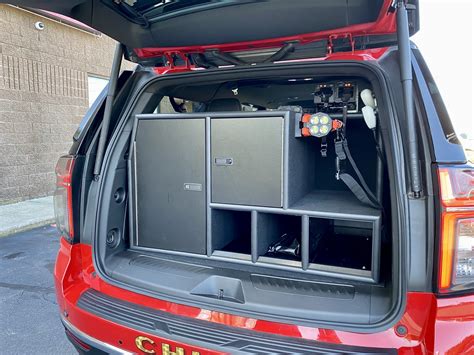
[0,225,76,354]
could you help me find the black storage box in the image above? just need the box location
[130,111,382,283]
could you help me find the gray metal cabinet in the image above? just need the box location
[133,118,206,254]
[211,117,284,207]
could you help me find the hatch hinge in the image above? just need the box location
[162,51,192,72]
[327,33,355,55]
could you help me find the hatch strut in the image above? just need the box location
[93,43,124,178]
[396,0,421,198]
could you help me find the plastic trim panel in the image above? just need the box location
[77,289,397,355]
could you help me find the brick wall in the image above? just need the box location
[0,5,134,204]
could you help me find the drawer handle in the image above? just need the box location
[214,157,233,166]
[183,183,202,192]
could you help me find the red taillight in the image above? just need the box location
[54,155,76,243]
[438,166,474,293]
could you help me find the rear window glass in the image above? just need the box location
[413,49,460,144]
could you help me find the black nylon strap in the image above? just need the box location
[342,139,380,206]
[334,138,380,209]
[334,139,346,160]
[339,173,379,209]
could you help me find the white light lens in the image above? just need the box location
[454,219,474,285]
[310,126,319,135]
[320,125,330,135]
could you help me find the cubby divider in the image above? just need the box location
[301,215,309,270]
[251,211,258,263]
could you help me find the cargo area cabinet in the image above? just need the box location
[129,111,382,283]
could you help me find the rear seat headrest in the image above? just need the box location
[207,98,242,112]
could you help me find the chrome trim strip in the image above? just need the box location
[61,316,134,355]
[446,206,474,213]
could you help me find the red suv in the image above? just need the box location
[7,0,474,353]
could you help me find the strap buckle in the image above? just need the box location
[334,137,346,161]
[320,137,328,158]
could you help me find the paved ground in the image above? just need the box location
[0,197,55,237]
[0,225,76,354]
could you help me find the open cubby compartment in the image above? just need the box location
[211,209,252,260]
[255,213,303,267]
[307,216,381,282]
[209,188,382,282]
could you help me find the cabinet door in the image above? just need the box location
[134,118,206,254]
[211,117,284,207]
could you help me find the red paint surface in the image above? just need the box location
[54,240,474,354]
[152,47,390,75]
[134,0,396,60]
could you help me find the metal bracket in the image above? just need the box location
[327,33,355,55]
[163,51,192,71]
[320,137,328,158]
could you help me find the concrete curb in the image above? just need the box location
[0,219,56,238]
[0,196,55,238]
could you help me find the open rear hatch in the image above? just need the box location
[4,0,419,66]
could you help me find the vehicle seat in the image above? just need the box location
[206,98,242,112]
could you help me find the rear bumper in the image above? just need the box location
[71,289,396,354]
[55,240,474,354]
[61,316,133,355]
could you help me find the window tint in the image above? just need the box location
[413,49,460,144]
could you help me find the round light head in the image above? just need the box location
[307,112,332,138]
